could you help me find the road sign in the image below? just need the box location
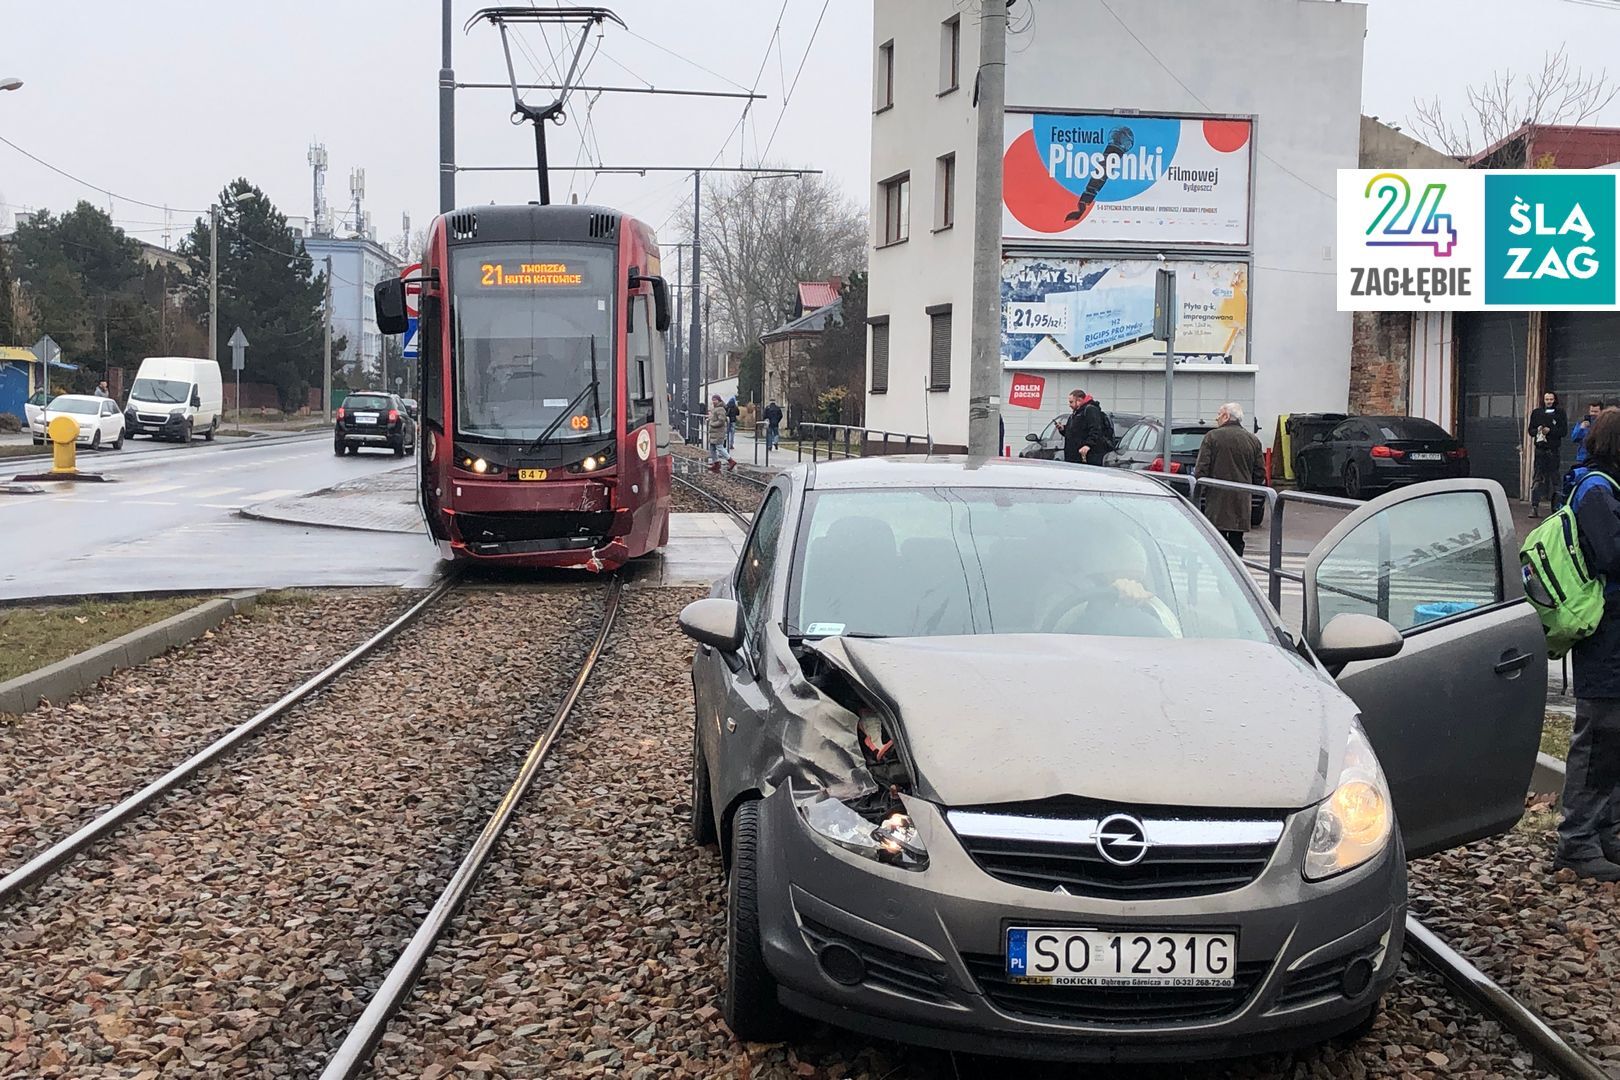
[400,263,422,361]
[32,335,60,365]
[228,326,250,372]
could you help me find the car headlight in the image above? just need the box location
[795,789,928,869]
[1304,725,1393,881]
[170,408,184,419]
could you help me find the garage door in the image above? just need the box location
[1457,311,1529,498]
[1549,313,1620,418]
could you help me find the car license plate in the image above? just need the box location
[1006,928,1236,987]
[518,468,548,481]
[1410,452,1442,461]
[355,414,378,425]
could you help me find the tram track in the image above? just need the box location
[667,458,1609,1080]
[0,578,615,1078]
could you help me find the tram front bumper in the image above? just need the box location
[441,476,631,569]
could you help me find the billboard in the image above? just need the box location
[1003,112,1252,246]
[1002,257,1249,366]
[1337,169,1620,311]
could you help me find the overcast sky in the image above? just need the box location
[2,0,1617,253]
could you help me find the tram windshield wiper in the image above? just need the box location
[528,337,601,452]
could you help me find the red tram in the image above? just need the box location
[375,203,673,571]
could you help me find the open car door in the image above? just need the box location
[1303,478,1545,858]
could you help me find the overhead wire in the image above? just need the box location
[0,134,206,215]
[760,0,832,162]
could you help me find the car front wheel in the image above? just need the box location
[723,800,790,1042]
[113,430,124,450]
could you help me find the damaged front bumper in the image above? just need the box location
[752,784,1405,1063]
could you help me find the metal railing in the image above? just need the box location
[1151,472,1359,612]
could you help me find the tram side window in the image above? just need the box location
[420,295,442,429]
[628,294,655,429]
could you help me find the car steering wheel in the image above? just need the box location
[1045,580,1178,638]
[1036,579,1116,633]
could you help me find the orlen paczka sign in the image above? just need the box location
[1337,169,1620,311]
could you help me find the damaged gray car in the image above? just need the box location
[680,456,1543,1062]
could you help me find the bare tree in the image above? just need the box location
[678,170,867,352]
[1409,46,1620,157]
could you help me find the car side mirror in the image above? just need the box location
[1025,432,1040,442]
[1313,613,1403,668]
[678,598,745,653]
[191,389,201,407]
[374,278,409,334]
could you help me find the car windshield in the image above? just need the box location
[130,377,189,404]
[451,242,614,443]
[48,397,98,415]
[346,395,391,411]
[789,487,1271,642]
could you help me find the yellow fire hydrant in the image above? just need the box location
[47,414,80,475]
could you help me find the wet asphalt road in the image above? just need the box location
[0,433,438,601]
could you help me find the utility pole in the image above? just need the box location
[687,171,702,443]
[209,205,219,364]
[323,255,333,420]
[440,0,456,213]
[672,243,684,427]
[967,1,1008,458]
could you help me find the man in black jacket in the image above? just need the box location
[1061,389,1109,464]
[1529,390,1569,518]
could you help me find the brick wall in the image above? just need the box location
[1349,311,1411,415]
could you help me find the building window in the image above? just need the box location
[880,173,910,246]
[934,154,955,231]
[876,40,894,111]
[939,16,960,94]
[927,305,951,390]
[870,318,890,393]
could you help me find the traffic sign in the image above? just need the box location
[228,326,250,372]
[400,263,422,360]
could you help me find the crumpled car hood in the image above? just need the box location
[817,634,1353,810]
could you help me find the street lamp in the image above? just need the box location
[210,190,259,364]
[0,78,22,92]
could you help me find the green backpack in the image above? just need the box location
[1520,471,1619,659]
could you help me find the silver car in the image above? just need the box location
[680,457,1543,1062]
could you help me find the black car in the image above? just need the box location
[334,391,416,457]
[1295,416,1468,499]
[400,397,420,420]
[1019,410,1144,461]
[1112,417,1216,475]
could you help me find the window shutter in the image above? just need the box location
[929,310,951,389]
[871,322,890,393]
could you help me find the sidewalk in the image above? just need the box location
[239,466,422,533]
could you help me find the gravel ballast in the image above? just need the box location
[366,586,1551,1080]
[0,586,606,1078]
[0,592,408,874]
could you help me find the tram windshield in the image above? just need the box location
[450,242,615,444]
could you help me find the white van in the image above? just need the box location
[124,357,225,442]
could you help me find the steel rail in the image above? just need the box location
[319,576,624,1079]
[0,575,459,905]
[671,468,759,532]
[1405,915,1609,1080]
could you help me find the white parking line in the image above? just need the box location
[110,482,187,498]
[239,488,302,502]
[188,487,244,500]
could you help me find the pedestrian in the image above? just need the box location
[763,399,783,451]
[1528,390,1569,518]
[1555,409,1620,880]
[1194,402,1264,556]
[1061,389,1110,465]
[94,381,109,398]
[706,394,733,472]
[1572,400,1605,466]
[725,396,739,450]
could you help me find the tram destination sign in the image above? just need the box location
[477,261,587,288]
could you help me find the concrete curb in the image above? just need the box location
[1531,751,1566,801]
[234,502,421,534]
[0,591,258,716]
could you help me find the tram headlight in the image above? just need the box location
[1304,725,1392,881]
[567,448,615,474]
[581,456,598,472]
[455,450,504,475]
[472,457,489,474]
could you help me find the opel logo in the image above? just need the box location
[1094,813,1150,867]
